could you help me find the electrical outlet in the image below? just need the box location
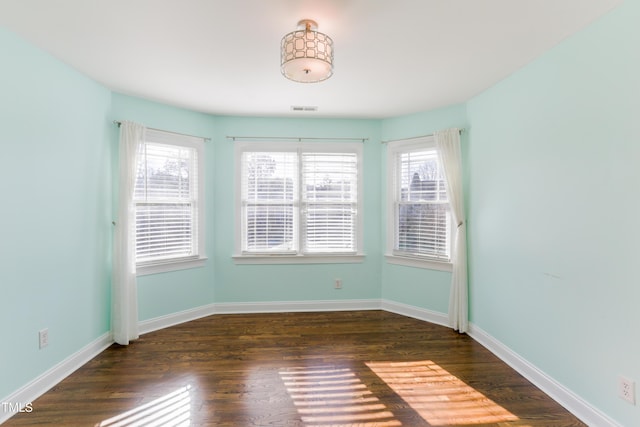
[39,328,49,349]
[334,278,342,289]
[618,376,636,405]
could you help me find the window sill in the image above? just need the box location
[233,254,365,265]
[385,254,452,272]
[137,256,208,276]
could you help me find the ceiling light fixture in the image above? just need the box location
[281,19,333,83]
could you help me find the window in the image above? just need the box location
[235,142,363,263]
[134,129,206,274]
[386,137,452,270]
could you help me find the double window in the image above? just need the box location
[134,129,206,274]
[235,142,363,262]
[386,137,452,270]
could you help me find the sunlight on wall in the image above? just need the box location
[280,366,402,427]
[95,385,191,427]
[366,361,518,426]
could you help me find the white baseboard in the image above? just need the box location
[138,303,217,335]
[212,299,381,314]
[138,299,381,335]
[468,323,622,427]
[0,332,113,425]
[380,299,449,327]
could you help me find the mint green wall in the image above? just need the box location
[110,94,217,320]
[379,105,468,313]
[0,28,112,398]
[108,98,385,313]
[3,3,637,423]
[212,116,383,302]
[466,1,639,425]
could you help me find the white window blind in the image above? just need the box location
[134,138,200,264]
[241,152,298,253]
[391,141,451,261]
[238,143,362,257]
[301,153,358,253]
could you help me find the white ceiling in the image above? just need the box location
[0,0,623,119]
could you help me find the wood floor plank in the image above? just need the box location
[3,311,586,426]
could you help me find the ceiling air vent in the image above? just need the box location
[291,105,318,112]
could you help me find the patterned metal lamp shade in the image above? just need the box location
[281,20,333,83]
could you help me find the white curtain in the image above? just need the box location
[435,128,468,333]
[112,121,144,345]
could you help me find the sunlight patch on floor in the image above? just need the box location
[280,366,402,427]
[366,361,518,426]
[95,385,191,427]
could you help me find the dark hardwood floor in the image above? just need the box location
[4,310,586,426]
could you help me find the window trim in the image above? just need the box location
[385,136,453,271]
[232,254,365,265]
[137,256,207,276]
[234,141,364,264]
[134,128,207,275]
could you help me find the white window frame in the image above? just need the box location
[385,137,453,272]
[135,129,207,276]
[234,141,364,264]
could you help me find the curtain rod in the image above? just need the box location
[227,135,368,142]
[113,121,212,142]
[380,128,465,144]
